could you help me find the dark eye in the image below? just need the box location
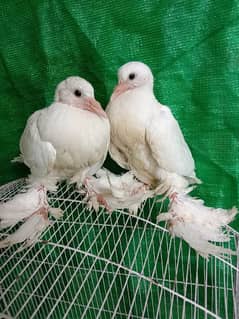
[129,73,135,80]
[74,89,82,97]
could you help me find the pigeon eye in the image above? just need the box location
[74,89,82,97]
[129,73,135,80]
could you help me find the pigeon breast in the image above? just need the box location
[37,102,110,172]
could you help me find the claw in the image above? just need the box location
[49,207,63,219]
[28,206,49,221]
[157,212,172,223]
[169,191,178,202]
[96,194,112,212]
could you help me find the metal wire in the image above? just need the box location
[0,179,238,319]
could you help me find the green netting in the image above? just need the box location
[0,1,239,318]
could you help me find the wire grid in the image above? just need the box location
[0,179,238,319]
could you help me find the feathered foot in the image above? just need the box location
[48,207,63,219]
[69,172,84,186]
[157,192,238,258]
[82,176,112,212]
[0,186,47,230]
[0,185,62,249]
[0,205,50,249]
[27,175,59,192]
[81,169,154,214]
[95,194,112,212]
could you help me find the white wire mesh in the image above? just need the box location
[0,179,238,319]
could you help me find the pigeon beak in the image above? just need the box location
[81,97,107,118]
[110,82,134,101]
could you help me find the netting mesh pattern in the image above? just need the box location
[0,179,238,319]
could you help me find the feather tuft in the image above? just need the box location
[0,186,47,229]
[157,193,237,258]
[0,211,50,249]
[82,169,154,214]
[0,185,61,248]
[27,175,59,192]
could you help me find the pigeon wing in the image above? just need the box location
[20,109,56,177]
[146,105,195,178]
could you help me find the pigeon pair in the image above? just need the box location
[0,62,237,257]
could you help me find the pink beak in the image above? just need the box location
[82,97,107,118]
[110,82,133,101]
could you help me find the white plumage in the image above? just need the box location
[82,168,154,214]
[0,212,51,249]
[1,76,110,248]
[20,76,110,189]
[106,61,237,257]
[0,186,53,248]
[0,186,47,229]
[107,62,199,191]
[157,192,237,258]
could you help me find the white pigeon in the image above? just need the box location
[106,61,237,257]
[1,76,110,248]
[19,76,110,190]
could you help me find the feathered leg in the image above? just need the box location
[0,185,62,249]
[27,174,59,192]
[80,169,154,214]
[157,190,237,258]
[83,176,112,212]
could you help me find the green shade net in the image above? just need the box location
[0,1,238,318]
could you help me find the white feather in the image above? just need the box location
[146,104,195,178]
[20,110,57,178]
[0,213,50,249]
[157,193,237,258]
[0,219,19,230]
[83,169,154,214]
[0,185,64,248]
[1,77,110,249]
[48,207,63,219]
[106,61,237,257]
[107,86,199,189]
[0,186,47,228]
[18,76,110,188]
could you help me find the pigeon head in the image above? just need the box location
[111,62,154,101]
[55,76,107,118]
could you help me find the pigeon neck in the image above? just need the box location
[134,84,154,95]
